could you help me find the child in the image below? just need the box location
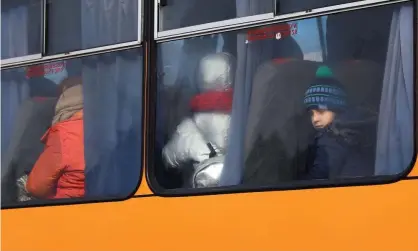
[301,66,375,180]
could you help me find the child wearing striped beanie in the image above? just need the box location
[303,65,347,130]
[301,65,375,180]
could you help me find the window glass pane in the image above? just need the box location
[1,48,143,206]
[154,2,414,190]
[276,0,363,14]
[1,0,41,60]
[158,0,273,32]
[46,0,139,55]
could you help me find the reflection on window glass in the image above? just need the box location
[1,48,143,206]
[47,0,138,55]
[1,0,41,60]
[154,2,414,190]
[276,0,363,14]
[158,0,273,31]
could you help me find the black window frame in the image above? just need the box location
[146,0,418,198]
[0,0,149,210]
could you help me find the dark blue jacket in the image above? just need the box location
[303,110,376,180]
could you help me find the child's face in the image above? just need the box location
[309,109,335,129]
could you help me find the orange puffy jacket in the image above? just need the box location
[26,111,85,199]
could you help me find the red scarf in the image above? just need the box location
[190,89,233,113]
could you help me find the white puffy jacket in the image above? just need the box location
[162,112,230,171]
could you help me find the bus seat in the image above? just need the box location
[243,59,319,186]
[1,97,57,204]
[332,60,384,175]
[333,60,384,113]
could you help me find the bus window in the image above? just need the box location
[1,0,41,60]
[158,0,273,32]
[1,48,143,207]
[46,0,139,55]
[153,2,414,191]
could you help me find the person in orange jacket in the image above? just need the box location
[26,76,85,199]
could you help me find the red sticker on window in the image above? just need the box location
[26,61,66,79]
[44,61,66,76]
[26,65,44,79]
[246,23,298,44]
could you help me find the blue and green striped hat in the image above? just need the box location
[304,66,347,112]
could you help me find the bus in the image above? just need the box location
[1,0,417,250]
